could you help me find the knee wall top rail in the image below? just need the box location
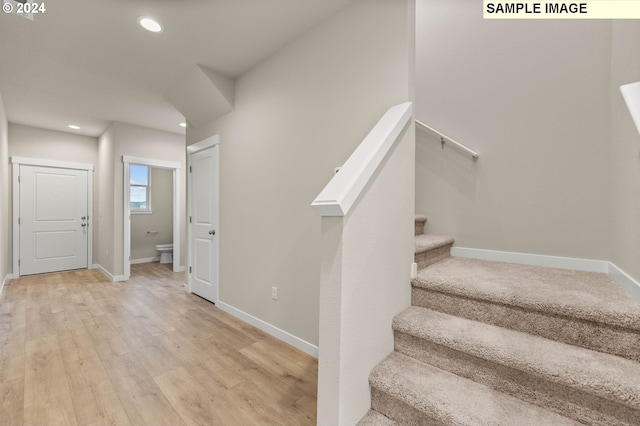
[311,102,413,217]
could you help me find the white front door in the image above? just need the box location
[189,146,218,303]
[19,165,89,275]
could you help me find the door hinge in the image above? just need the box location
[189,266,192,273]
[189,166,192,173]
[18,260,20,266]
[18,218,20,225]
[17,175,20,183]
[189,216,192,223]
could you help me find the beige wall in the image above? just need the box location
[8,123,99,165]
[415,0,612,261]
[97,127,115,272]
[0,94,9,284]
[610,21,640,282]
[98,122,185,277]
[188,0,413,347]
[131,167,173,261]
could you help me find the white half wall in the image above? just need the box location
[317,122,414,425]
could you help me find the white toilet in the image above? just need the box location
[155,243,173,264]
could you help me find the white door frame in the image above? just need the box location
[123,155,182,280]
[11,156,94,278]
[186,135,220,295]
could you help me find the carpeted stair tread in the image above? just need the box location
[394,306,640,410]
[414,214,428,236]
[414,214,428,223]
[357,409,398,426]
[413,257,640,330]
[414,234,454,254]
[370,352,580,425]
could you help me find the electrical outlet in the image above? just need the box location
[271,286,278,301]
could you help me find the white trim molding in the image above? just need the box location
[451,247,609,273]
[10,156,94,171]
[130,257,160,265]
[311,102,413,217]
[92,264,127,282]
[451,247,640,304]
[216,301,319,358]
[1,274,13,296]
[609,263,640,304]
[121,156,181,170]
[187,134,220,154]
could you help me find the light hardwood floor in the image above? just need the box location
[0,263,318,426]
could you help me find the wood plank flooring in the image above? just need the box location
[0,263,318,426]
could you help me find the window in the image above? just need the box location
[130,164,151,213]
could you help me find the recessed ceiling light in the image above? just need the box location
[179,122,187,128]
[68,125,81,130]
[138,16,163,33]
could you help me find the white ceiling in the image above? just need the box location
[0,0,355,137]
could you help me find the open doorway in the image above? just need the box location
[123,156,182,280]
[129,165,174,271]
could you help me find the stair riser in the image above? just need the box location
[414,221,426,236]
[395,331,640,426]
[411,287,640,363]
[371,388,446,426]
[415,245,452,269]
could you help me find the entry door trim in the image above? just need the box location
[11,156,94,278]
[187,135,220,299]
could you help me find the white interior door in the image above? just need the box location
[189,146,218,303]
[19,165,89,275]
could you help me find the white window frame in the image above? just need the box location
[130,164,152,214]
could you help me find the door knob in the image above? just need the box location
[81,223,87,227]
[81,216,86,220]
[209,230,215,235]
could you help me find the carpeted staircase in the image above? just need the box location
[358,215,640,425]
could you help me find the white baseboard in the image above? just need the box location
[0,274,12,296]
[609,262,640,304]
[451,247,609,273]
[451,247,640,303]
[92,264,127,282]
[130,257,160,265]
[174,265,185,272]
[216,300,319,359]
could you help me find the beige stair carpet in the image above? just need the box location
[412,257,640,361]
[394,306,640,425]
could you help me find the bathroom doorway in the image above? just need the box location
[129,165,174,269]
[123,156,182,280]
